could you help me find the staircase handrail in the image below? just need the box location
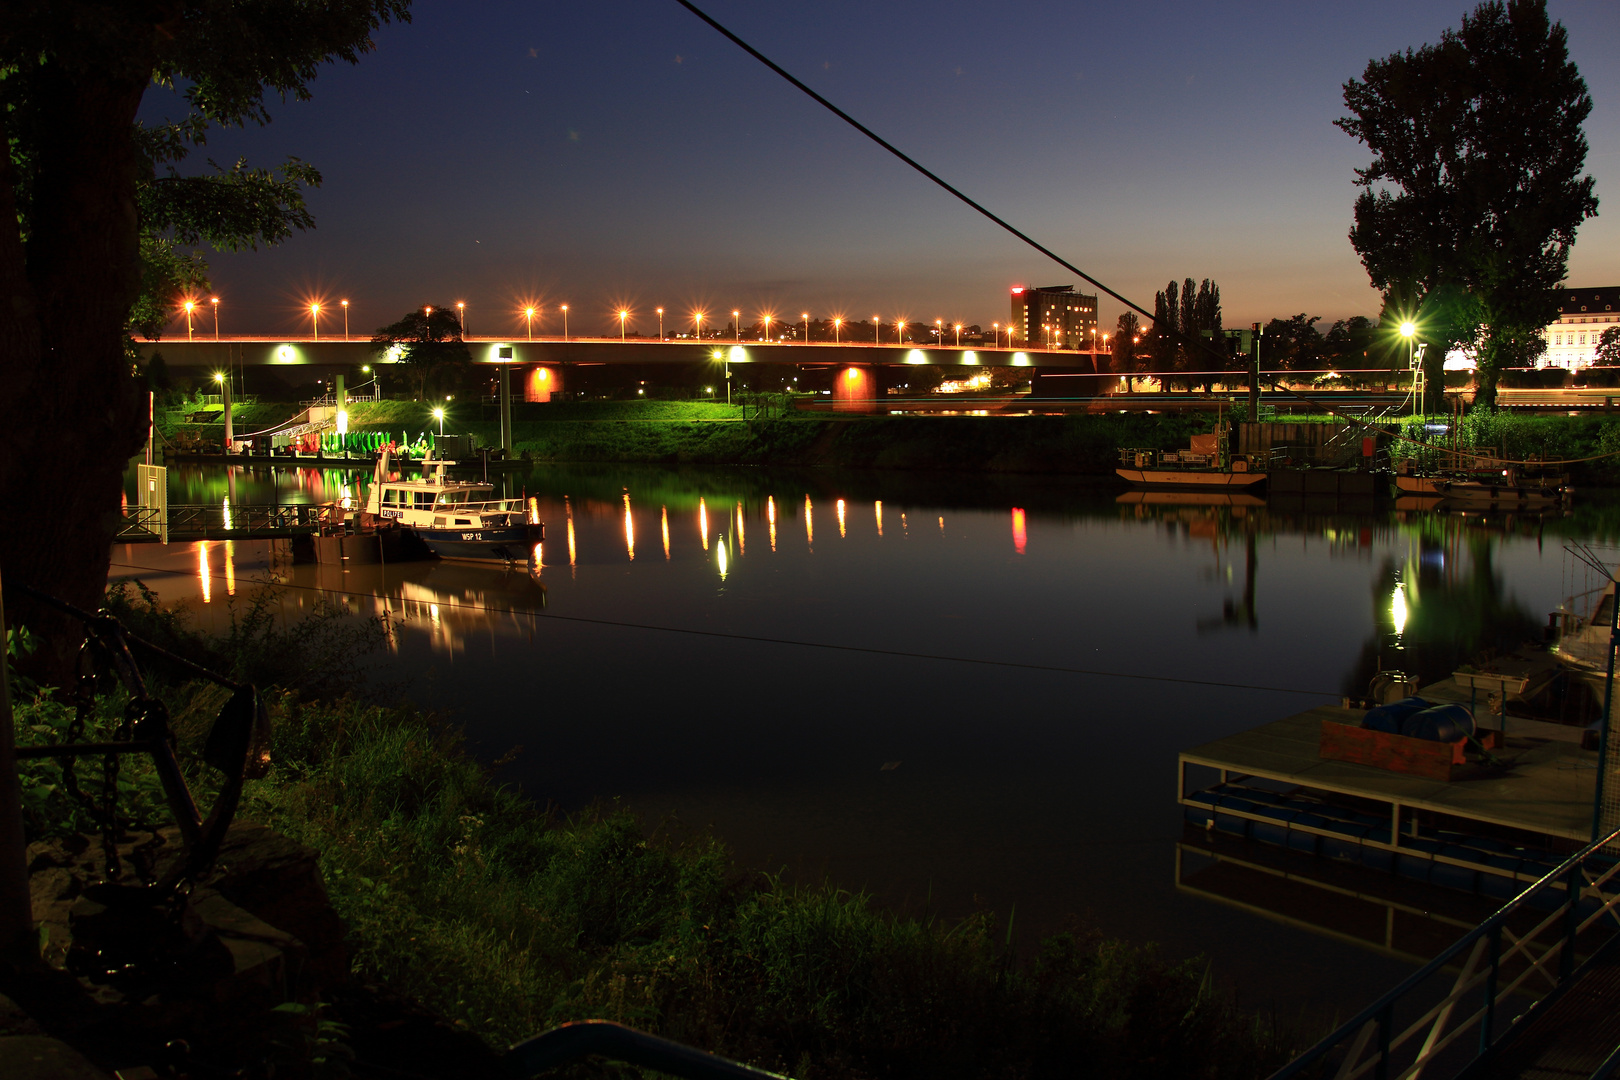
[1269,822,1620,1080]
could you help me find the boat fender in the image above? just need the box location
[1400,704,1475,743]
[1361,696,1430,734]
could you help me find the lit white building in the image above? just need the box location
[1540,286,1620,369]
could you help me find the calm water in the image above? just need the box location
[114,461,1620,1022]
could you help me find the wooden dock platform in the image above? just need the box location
[1178,705,1597,892]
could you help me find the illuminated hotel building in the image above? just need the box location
[1541,286,1620,369]
[1010,284,1098,350]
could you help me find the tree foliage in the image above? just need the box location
[372,306,472,399]
[1595,327,1620,368]
[1336,0,1597,408]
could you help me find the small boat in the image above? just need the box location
[1116,433,1265,489]
[1393,459,1568,506]
[362,450,542,563]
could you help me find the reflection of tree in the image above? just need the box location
[1199,528,1258,634]
[1341,531,1539,698]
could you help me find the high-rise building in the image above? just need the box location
[1010,284,1098,350]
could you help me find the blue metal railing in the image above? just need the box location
[1268,824,1620,1080]
[502,1020,789,1080]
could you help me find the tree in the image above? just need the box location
[1148,281,1178,386]
[1112,312,1141,389]
[1595,327,1620,368]
[1337,0,1597,409]
[371,307,472,400]
[1177,277,1197,373]
[1261,314,1323,371]
[0,2,410,682]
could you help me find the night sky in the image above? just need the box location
[138,0,1620,340]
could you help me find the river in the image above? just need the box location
[113,461,1620,1025]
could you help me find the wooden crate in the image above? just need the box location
[1319,722,1498,782]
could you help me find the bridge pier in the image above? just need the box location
[833,366,876,413]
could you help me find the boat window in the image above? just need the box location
[382,490,398,505]
[414,492,434,508]
[454,518,471,525]
[434,516,447,527]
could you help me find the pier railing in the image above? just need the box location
[1268,823,1620,1080]
[118,503,347,541]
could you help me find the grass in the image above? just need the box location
[8,586,1307,1078]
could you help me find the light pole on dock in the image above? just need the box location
[342,299,349,341]
[211,296,219,340]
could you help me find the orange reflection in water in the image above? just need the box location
[623,493,635,561]
[736,502,745,555]
[767,496,777,552]
[699,497,709,550]
[198,541,211,603]
[566,497,577,571]
[804,495,814,546]
[662,506,670,560]
[938,515,945,534]
[875,500,883,537]
[1012,507,1027,555]
[224,539,237,595]
[837,498,846,538]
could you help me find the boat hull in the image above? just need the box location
[411,523,543,563]
[1116,469,1266,489]
[1394,475,1564,504]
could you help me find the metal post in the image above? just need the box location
[221,371,233,451]
[0,567,33,966]
[499,365,513,457]
[1248,322,1261,424]
[1561,859,1583,982]
[1592,585,1619,841]
[1479,923,1502,1054]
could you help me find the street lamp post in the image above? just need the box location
[954,323,962,346]
[896,320,905,345]
[993,322,1001,348]
[457,302,466,337]
[935,319,942,346]
[561,305,569,341]
[801,312,810,345]
[184,300,196,341]
[432,406,445,438]
[763,314,773,342]
[525,307,536,340]
[1400,320,1418,415]
[693,311,704,341]
[211,297,220,340]
[341,299,349,340]
[873,316,880,344]
[732,310,741,343]
[657,307,664,341]
[311,302,321,341]
[619,310,629,342]
[834,317,843,344]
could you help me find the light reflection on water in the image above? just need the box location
[112,460,1620,1024]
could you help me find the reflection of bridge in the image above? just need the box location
[135,336,1107,370]
[118,503,346,543]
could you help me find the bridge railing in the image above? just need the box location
[1268,824,1620,1080]
[118,503,347,539]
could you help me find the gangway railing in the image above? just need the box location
[117,503,346,541]
[1268,824,1620,1080]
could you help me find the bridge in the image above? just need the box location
[117,502,347,543]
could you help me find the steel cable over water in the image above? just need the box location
[107,560,1340,698]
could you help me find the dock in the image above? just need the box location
[1178,704,1597,893]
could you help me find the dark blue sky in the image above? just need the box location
[141,0,1620,340]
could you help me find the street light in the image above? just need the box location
[1401,320,1418,415]
[801,312,810,344]
[763,314,773,342]
[561,304,569,340]
[954,323,962,346]
[456,301,466,337]
[184,300,196,341]
[431,406,445,437]
[211,297,220,340]
[341,299,349,340]
[693,310,704,340]
[656,307,664,340]
[732,310,741,343]
[993,322,1001,348]
[834,316,843,344]
[310,302,321,341]
[935,318,943,345]
[873,316,880,344]
[619,309,629,341]
[896,320,906,345]
[525,306,536,340]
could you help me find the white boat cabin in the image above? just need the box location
[364,454,528,530]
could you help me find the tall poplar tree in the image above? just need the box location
[1337,0,1596,409]
[1177,278,1198,372]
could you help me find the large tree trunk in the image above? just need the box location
[0,61,150,686]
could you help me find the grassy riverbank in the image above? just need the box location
[11,587,1302,1078]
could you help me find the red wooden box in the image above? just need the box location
[1319,722,1498,782]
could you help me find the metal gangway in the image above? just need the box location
[1269,824,1620,1080]
[117,502,347,543]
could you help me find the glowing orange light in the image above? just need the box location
[875,500,883,537]
[846,368,859,382]
[198,541,211,604]
[566,497,577,570]
[662,505,670,559]
[805,495,813,546]
[1012,507,1027,555]
[837,498,846,538]
[767,495,777,552]
[699,497,709,550]
[623,493,635,561]
[224,539,236,596]
[736,501,745,554]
